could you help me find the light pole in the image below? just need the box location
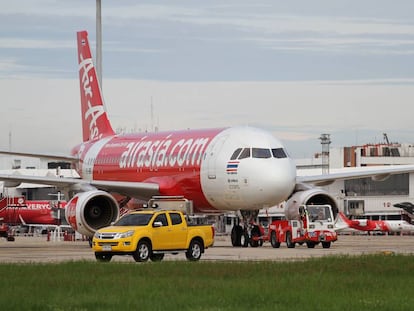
[319,134,331,174]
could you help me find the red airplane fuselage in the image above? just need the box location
[71,128,224,211]
[0,197,65,225]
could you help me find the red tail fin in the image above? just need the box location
[77,31,115,142]
[338,212,352,225]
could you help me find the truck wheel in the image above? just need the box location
[306,242,316,248]
[322,241,331,249]
[286,232,295,248]
[270,231,280,248]
[95,252,112,262]
[150,253,164,262]
[133,240,151,262]
[186,239,203,261]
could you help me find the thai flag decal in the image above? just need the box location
[226,161,239,174]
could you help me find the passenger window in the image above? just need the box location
[252,148,271,158]
[170,213,183,225]
[238,148,251,159]
[272,148,287,158]
[230,148,242,160]
[153,213,168,226]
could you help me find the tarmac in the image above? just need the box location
[0,234,413,263]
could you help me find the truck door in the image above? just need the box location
[291,220,301,240]
[151,213,172,250]
[168,212,188,249]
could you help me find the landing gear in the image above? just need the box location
[230,210,261,248]
[240,231,249,248]
[231,225,243,246]
[249,226,261,248]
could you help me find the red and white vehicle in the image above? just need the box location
[0,196,66,226]
[250,204,337,249]
[338,212,414,234]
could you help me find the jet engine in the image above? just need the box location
[65,190,120,237]
[285,184,338,220]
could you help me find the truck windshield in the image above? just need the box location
[307,206,332,222]
[114,214,153,226]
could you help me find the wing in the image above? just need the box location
[297,165,414,186]
[0,174,160,200]
[0,150,78,162]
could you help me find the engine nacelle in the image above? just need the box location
[285,184,338,220]
[65,190,120,237]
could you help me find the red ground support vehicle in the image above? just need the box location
[270,204,337,248]
[251,204,337,249]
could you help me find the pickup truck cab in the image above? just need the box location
[92,210,215,262]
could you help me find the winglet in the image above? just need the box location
[334,212,351,231]
[77,30,115,142]
[338,212,352,225]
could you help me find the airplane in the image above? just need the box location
[0,196,66,226]
[337,212,414,234]
[1,30,414,247]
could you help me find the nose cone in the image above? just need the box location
[240,157,296,209]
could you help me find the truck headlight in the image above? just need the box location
[327,224,334,229]
[114,230,135,239]
[94,231,101,239]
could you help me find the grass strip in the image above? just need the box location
[1,254,413,311]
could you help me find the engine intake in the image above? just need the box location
[65,190,119,237]
[285,185,338,220]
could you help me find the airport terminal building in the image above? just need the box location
[297,141,414,222]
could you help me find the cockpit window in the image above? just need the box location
[230,148,242,160]
[238,148,251,159]
[252,148,271,159]
[272,148,287,158]
[232,147,288,160]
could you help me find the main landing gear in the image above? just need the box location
[230,210,262,248]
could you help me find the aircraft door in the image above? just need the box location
[206,135,228,179]
[81,137,112,180]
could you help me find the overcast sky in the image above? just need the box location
[1,0,414,158]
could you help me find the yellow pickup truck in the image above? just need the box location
[92,210,215,262]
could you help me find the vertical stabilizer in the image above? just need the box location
[335,212,351,231]
[77,31,115,142]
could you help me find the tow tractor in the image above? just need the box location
[251,204,337,248]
